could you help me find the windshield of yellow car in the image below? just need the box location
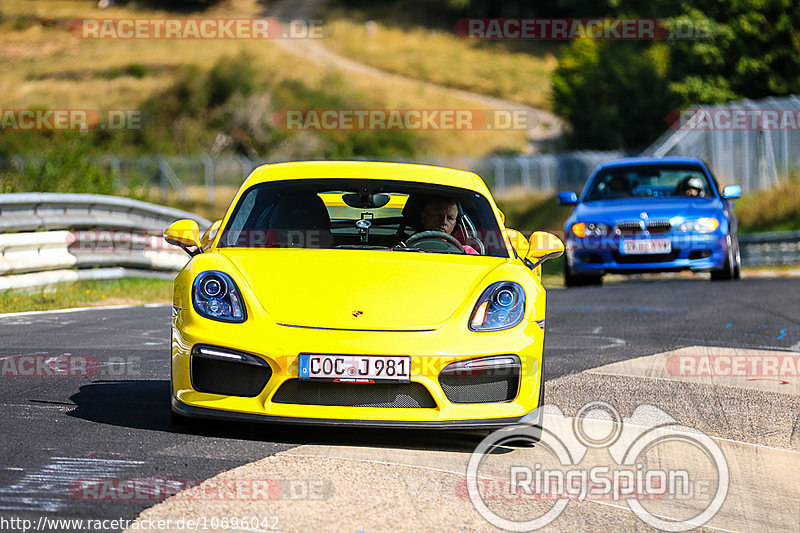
[218,179,509,258]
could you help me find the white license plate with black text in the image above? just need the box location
[298,354,411,382]
[621,238,671,255]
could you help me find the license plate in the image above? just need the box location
[298,354,411,382]
[621,238,671,255]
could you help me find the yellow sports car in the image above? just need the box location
[165,161,563,429]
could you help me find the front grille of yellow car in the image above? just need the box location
[191,345,272,397]
[438,355,520,404]
[271,380,436,408]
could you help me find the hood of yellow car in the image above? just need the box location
[218,249,504,330]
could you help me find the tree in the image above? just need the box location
[552,0,800,149]
[553,39,674,150]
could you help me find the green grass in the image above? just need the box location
[0,278,172,314]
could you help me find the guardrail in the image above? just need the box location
[0,193,211,290]
[1,193,797,289]
[740,230,800,267]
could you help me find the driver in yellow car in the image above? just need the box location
[418,197,480,255]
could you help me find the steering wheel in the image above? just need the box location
[404,231,465,253]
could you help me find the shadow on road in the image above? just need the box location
[67,380,490,453]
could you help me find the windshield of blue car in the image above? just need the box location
[218,179,509,257]
[583,165,715,201]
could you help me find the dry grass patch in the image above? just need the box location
[1,0,530,158]
[324,18,558,110]
[735,179,800,232]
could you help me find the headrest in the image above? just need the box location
[269,192,331,230]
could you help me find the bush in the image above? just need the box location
[1,134,117,194]
[137,54,421,159]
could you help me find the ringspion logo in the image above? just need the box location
[467,402,728,531]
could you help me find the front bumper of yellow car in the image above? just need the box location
[171,309,546,429]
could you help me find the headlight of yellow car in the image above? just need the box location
[469,282,525,332]
[192,271,247,323]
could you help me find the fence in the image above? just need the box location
[470,151,625,195]
[644,95,800,192]
[2,151,625,205]
[0,193,210,290]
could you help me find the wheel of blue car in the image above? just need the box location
[405,231,465,253]
[711,235,738,281]
[733,236,742,279]
[563,258,603,287]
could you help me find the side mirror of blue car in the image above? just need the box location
[558,191,578,205]
[721,184,742,199]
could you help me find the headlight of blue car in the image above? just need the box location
[675,217,719,233]
[193,271,246,322]
[571,222,610,238]
[469,282,525,332]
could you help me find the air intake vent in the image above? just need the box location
[271,380,436,408]
[191,345,272,397]
[612,250,680,263]
[438,356,520,404]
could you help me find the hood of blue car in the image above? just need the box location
[570,197,723,225]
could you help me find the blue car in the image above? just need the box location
[558,157,742,286]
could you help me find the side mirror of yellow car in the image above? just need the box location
[200,220,222,250]
[164,219,201,256]
[505,229,530,258]
[524,231,564,270]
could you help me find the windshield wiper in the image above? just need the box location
[392,247,429,253]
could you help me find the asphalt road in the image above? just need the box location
[0,277,798,532]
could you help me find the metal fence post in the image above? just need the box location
[203,155,215,204]
[493,157,505,195]
[518,156,531,191]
